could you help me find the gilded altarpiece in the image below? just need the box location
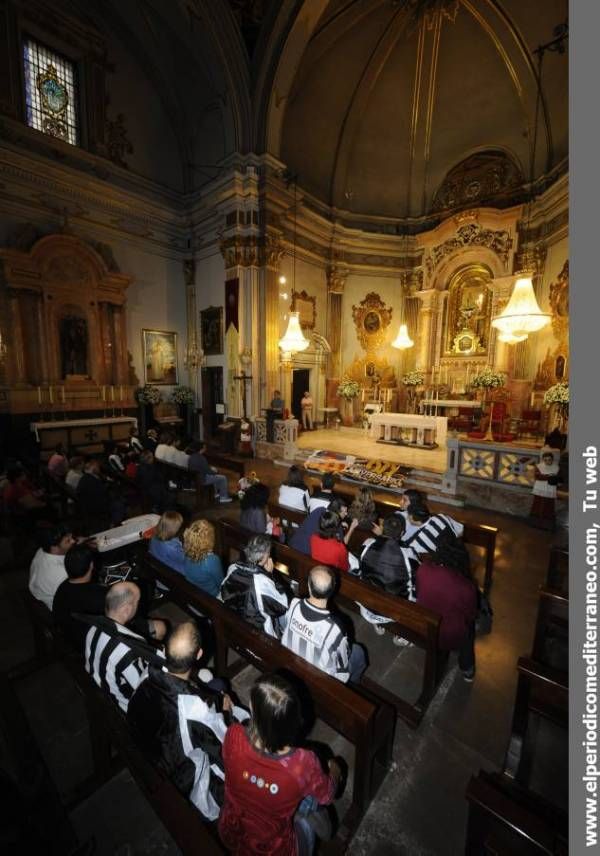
[344,292,397,389]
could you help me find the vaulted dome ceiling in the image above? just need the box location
[279,0,568,220]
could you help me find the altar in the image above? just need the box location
[419,399,481,414]
[369,412,447,448]
[31,416,137,458]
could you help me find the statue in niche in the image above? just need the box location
[60,315,88,377]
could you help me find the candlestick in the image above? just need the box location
[37,386,42,405]
[49,385,54,404]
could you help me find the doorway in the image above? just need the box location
[201,366,224,445]
[292,369,310,424]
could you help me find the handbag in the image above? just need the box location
[475,588,493,635]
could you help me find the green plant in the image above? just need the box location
[337,378,361,400]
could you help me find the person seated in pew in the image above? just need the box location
[76,458,126,531]
[397,491,464,559]
[149,511,185,574]
[48,442,69,479]
[3,467,51,519]
[307,472,338,513]
[154,431,174,462]
[143,427,159,453]
[127,620,249,822]
[128,425,144,454]
[348,486,377,530]
[281,565,367,684]
[219,672,341,856]
[52,543,106,649]
[288,499,353,555]
[29,524,74,609]
[188,441,232,503]
[106,441,125,473]
[278,465,310,512]
[136,450,171,513]
[124,451,139,480]
[221,534,290,639]
[416,530,478,682]
[182,519,224,597]
[240,482,282,538]
[310,510,359,573]
[84,581,168,712]
[65,455,85,491]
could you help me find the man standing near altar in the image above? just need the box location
[301,390,314,430]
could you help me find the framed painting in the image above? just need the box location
[290,290,316,330]
[142,329,178,385]
[200,306,224,355]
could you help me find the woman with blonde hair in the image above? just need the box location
[348,486,377,530]
[183,519,223,596]
[149,511,185,573]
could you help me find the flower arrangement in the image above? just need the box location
[337,378,361,400]
[543,382,569,406]
[402,371,425,387]
[170,385,195,405]
[135,384,162,405]
[470,368,506,389]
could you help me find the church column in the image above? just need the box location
[183,259,200,398]
[7,289,26,385]
[34,293,50,383]
[415,289,440,377]
[260,232,284,410]
[98,302,114,384]
[111,303,127,385]
[489,276,516,374]
[326,265,347,401]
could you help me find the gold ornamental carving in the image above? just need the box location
[352,292,393,353]
[343,355,396,389]
[327,264,348,294]
[425,223,513,277]
[548,259,569,345]
[219,234,284,269]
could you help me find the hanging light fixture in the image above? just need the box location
[491,26,567,341]
[392,322,414,350]
[497,330,529,345]
[279,176,310,356]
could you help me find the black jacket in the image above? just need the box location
[127,665,227,819]
[221,561,290,638]
[359,536,418,600]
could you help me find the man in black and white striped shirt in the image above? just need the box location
[84,581,165,713]
[395,490,464,559]
[280,566,366,683]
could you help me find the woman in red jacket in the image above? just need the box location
[219,673,340,855]
[416,530,478,681]
[309,510,358,572]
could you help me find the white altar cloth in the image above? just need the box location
[420,399,480,410]
[369,412,447,446]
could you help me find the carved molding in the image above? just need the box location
[425,223,513,278]
[432,150,523,215]
[327,264,348,294]
[219,233,285,269]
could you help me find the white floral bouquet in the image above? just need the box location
[170,385,195,405]
[135,385,162,405]
[543,382,569,406]
[337,378,361,400]
[402,371,425,386]
[470,368,506,389]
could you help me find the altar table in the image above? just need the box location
[31,416,137,457]
[369,412,447,447]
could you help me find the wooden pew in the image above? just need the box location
[465,770,568,855]
[155,460,216,510]
[142,552,396,841]
[219,517,444,728]
[205,451,246,479]
[545,545,568,597]
[21,592,226,854]
[503,657,568,813]
[531,588,568,674]
[296,485,498,596]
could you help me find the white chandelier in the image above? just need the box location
[491,274,550,338]
[278,311,310,354]
[497,331,528,344]
[391,322,414,350]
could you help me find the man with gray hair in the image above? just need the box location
[281,565,367,683]
[84,581,166,712]
[220,534,290,638]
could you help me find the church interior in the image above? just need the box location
[0,1,569,854]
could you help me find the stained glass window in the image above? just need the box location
[23,38,79,146]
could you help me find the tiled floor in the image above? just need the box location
[0,457,563,855]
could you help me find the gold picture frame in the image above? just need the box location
[142,329,178,385]
[290,290,316,330]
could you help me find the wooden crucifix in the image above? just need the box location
[233,371,253,419]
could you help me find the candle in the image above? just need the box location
[49,385,54,404]
[120,385,124,402]
[61,386,66,404]
[111,385,115,402]
[37,386,41,405]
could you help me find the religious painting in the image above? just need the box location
[200,306,224,355]
[60,314,88,378]
[290,290,316,330]
[142,329,178,385]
